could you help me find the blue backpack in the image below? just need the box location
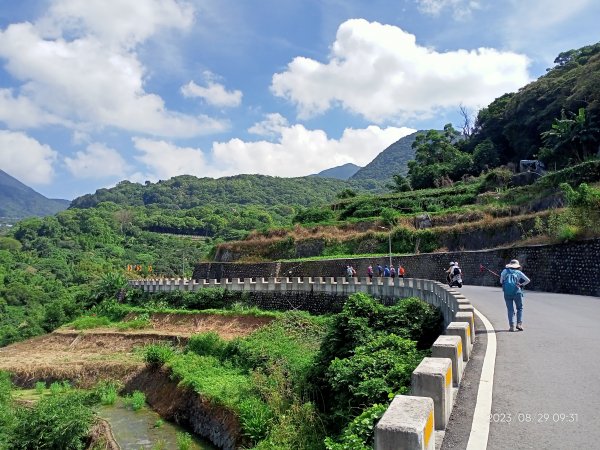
[502,269,521,296]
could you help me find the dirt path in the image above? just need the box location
[0,312,274,387]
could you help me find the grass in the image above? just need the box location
[68,316,112,329]
[124,390,146,411]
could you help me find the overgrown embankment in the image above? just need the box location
[1,287,444,450]
[212,161,600,262]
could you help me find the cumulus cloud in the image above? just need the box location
[0,0,227,137]
[213,120,416,177]
[416,0,480,19]
[247,113,289,137]
[271,19,530,122]
[181,71,242,108]
[132,137,212,180]
[0,89,66,128]
[39,0,195,49]
[0,130,57,184]
[64,143,129,179]
[128,122,414,182]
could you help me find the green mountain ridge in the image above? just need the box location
[0,170,70,218]
[70,173,384,210]
[350,131,424,183]
[310,163,362,180]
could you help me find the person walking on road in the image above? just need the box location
[367,264,374,282]
[500,259,531,332]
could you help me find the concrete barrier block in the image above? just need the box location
[458,304,475,315]
[375,395,435,450]
[445,322,471,361]
[411,357,453,430]
[454,312,475,344]
[431,335,464,387]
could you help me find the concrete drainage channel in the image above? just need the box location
[130,277,479,450]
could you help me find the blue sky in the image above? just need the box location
[0,0,598,200]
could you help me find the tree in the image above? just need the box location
[540,108,600,166]
[473,139,500,172]
[336,189,357,199]
[387,174,412,193]
[458,103,474,137]
[407,124,473,189]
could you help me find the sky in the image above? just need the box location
[0,0,598,200]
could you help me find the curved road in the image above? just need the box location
[458,286,600,450]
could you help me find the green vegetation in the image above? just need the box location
[0,372,95,450]
[139,293,441,449]
[125,390,146,411]
[176,432,193,450]
[350,131,421,182]
[0,169,69,218]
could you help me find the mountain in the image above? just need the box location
[0,170,70,218]
[350,131,423,182]
[69,173,378,210]
[310,163,362,180]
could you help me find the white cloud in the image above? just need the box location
[271,19,530,122]
[0,89,66,128]
[39,0,195,49]
[0,130,57,184]
[64,143,129,179]
[248,113,289,137]
[128,123,415,182]
[181,71,242,108]
[213,122,416,177]
[416,0,480,20]
[0,1,227,138]
[132,137,211,180]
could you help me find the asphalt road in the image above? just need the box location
[459,285,600,450]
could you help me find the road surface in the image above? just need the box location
[443,285,600,450]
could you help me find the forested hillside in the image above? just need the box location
[0,170,70,218]
[350,131,421,182]
[466,42,600,168]
[311,163,362,180]
[70,174,382,210]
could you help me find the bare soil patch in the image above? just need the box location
[0,312,273,387]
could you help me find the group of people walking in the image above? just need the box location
[345,263,406,281]
[345,257,530,333]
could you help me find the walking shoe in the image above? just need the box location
[516,323,523,331]
[509,325,515,332]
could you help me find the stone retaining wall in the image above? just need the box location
[193,239,600,297]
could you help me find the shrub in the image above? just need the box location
[0,371,15,446]
[324,403,387,450]
[94,380,119,406]
[187,332,227,358]
[176,432,193,450]
[12,391,94,450]
[239,397,274,444]
[326,334,423,423]
[34,381,46,395]
[143,344,174,367]
[125,390,145,411]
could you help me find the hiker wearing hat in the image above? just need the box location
[500,259,531,332]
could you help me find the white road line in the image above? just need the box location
[466,307,497,450]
